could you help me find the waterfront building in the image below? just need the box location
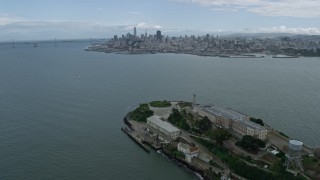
[134,27,137,37]
[177,142,200,163]
[147,115,181,141]
[195,105,268,140]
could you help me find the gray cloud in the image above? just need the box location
[255,26,320,34]
[0,20,164,41]
[177,0,320,18]
[1,16,320,41]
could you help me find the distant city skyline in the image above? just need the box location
[1,0,320,41]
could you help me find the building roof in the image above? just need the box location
[201,105,248,121]
[199,105,267,131]
[240,118,267,131]
[147,115,180,133]
[199,151,212,160]
[178,142,199,153]
[178,142,190,150]
[189,146,200,153]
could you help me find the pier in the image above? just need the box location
[121,127,150,153]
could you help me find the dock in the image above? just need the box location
[123,114,134,131]
[121,127,150,153]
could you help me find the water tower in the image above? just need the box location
[284,140,303,173]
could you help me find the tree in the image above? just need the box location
[197,116,212,132]
[130,103,154,122]
[168,108,190,131]
[236,135,266,153]
[250,117,264,126]
[208,129,232,145]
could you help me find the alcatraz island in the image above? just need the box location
[122,96,320,180]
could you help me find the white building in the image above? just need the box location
[177,142,200,163]
[195,105,268,140]
[147,115,181,141]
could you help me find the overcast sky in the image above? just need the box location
[1,0,320,41]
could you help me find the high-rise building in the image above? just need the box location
[134,27,137,37]
[165,36,169,43]
[113,35,118,42]
[156,30,161,40]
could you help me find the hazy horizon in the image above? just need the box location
[1,0,320,41]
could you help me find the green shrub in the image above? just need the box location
[279,131,289,138]
[168,108,190,131]
[196,116,212,132]
[130,103,154,122]
[236,135,266,153]
[250,117,264,126]
[150,100,171,107]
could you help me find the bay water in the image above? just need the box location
[0,41,319,179]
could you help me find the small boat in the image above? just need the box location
[33,43,38,47]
